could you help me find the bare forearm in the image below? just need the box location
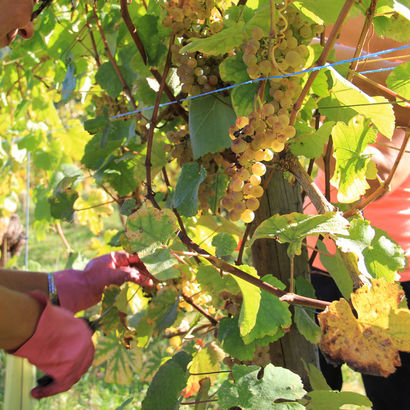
[0,269,48,295]
[0,285,42,351]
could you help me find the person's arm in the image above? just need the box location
[0,284,42,350]
[0,252,153,314]
[0,269,48,295]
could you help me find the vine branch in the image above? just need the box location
[93,0,137,110]
[181,293,218,326]
[289,0,356,125]
[347,0,378,82]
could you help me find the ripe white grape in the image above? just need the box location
[254,150,266,162]
[241,209,255,223]
[252,162,266,176]
[230,177,244,192]
[251,26,264,41]
[246,197,260,211]
[250,174,262,186]
[251,185,264,198]
[271,139,285,152]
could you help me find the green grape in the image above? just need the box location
[230,177,244,192]
[194,67,204,76]
[197,75,208,85]
[231,138,248,154]
[287,36,298,49]
[243,53,258,67]
[285,50,303,68]
[251,26,264,41]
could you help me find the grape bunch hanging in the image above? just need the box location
[221,2,324,223]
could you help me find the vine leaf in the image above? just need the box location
[189,95,236,159]
[48,187,78,222]
[317,241,354,299]
[386,62,410,100]
[217,317,256,361]
[173,162,207,217]
[140,248,179,281]
[307,390,372,410]
[185,342,225,398]
[233,270,291,344]
[95,62,124,98]
[99,284,130,337]
[292,0,345,25]
[75,188,113,235]
[141,351,191,410]
[231,83,258,117]
[331,116,377,203]
[93,334,143,385]
[217,364,306,409]
[249,212,349,257]
[212,233,237,257]
[326,67,395,139]
[122,207,177,254]
[196,265,240,301]
[318,279,410,377]
[294,307,321,344]
[290,121,335,159]
[180,23,244,55]
[219,54,249,84]
[335,219,407,282]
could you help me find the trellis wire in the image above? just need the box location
[110,44,409,120]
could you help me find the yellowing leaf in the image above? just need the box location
[93,334,143,385]
[318,279,410,377]
[185,342,224,397]
[75,188,113,235]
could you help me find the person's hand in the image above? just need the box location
[54,251,153,313]
[9,291,94,399]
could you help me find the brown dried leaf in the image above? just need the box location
[318,279,410,377]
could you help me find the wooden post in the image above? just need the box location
[251,169,318,388]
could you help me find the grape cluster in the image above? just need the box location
[219,3,324,223]
[219,109,292,223]
[162,0,217,36]
[164,126,193,166]
[171,45,223,96]
[91,93,129,117]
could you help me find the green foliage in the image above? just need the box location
[331,116,377,203]
[211,232,237,257]
[250,212,349,257]
[386,62,410,99]
[141,351,191,410]
[189,95,236,159]
[307,390,372,409]
[290,121,335,159]
[173,162,207,217]
[218,364,306,409]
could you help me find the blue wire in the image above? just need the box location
[358,67,396,74]
[109,44,410,120]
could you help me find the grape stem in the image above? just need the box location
[181,293,218,326]
[92,1,137,110]
[347,0,378,82]
[119,0,189,122]
[289,0,356,125]
[177,231,331,310]
[145,33,176,209]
